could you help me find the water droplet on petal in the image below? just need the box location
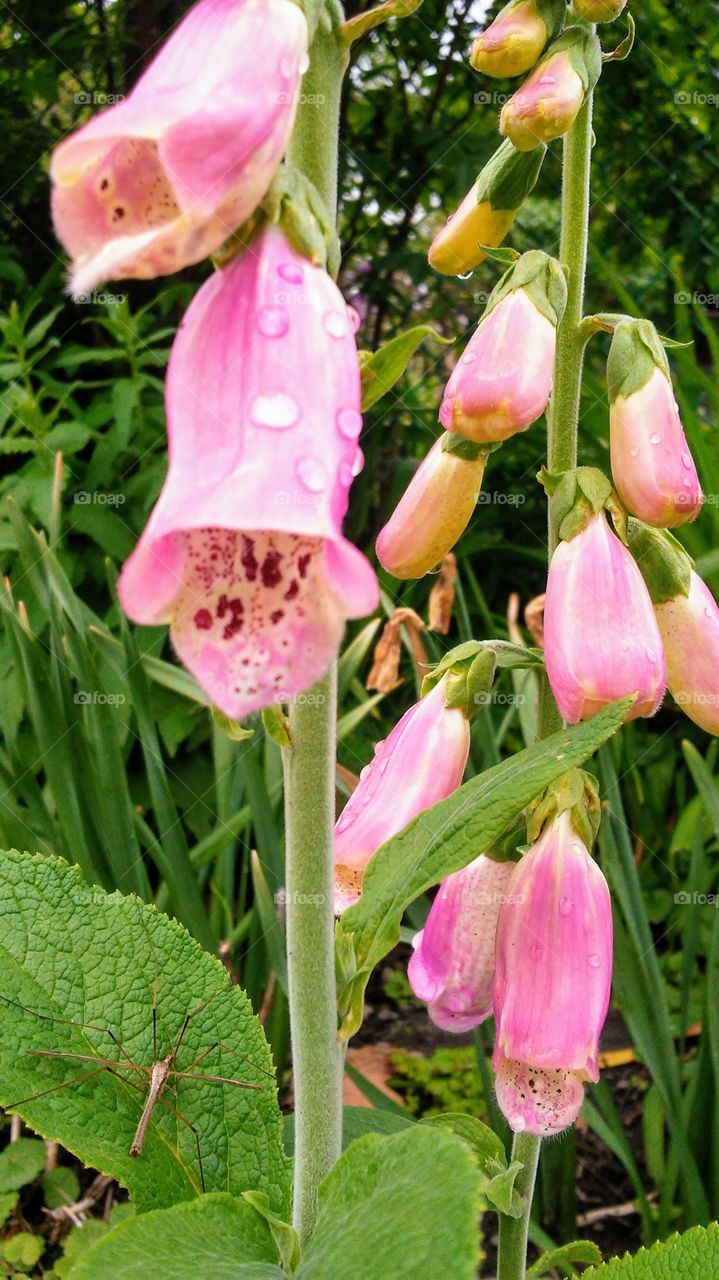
[649,432,662,445]
[629,446,639,458]
[339,463,354,487]
[251,392,299,430]
[257,306,289,338]
[531,943,544,960]
[299,52,310,74]
[559,896,573,917]
[513,1116,527,1133]
[463,350,477,365]
[278,261,303,284]
[346,305,361,334]
[681,451,694,469]
[296,455,326,493]
[352,447,365,477]
[323,310,348,339]
[588,953,601,968]
[279,56,295,79]
[337,407,362,439]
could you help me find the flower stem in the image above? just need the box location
[282,9,348,1244]
[499,92,596,1280]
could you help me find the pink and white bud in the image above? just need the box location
[118,225,378,719]
[51,0,308,294]
[470,0,550,79]
[499,26,601,152]
[655,572,719,736]
[408,854,515,1032]
[439,288,556,443]
[608,321,702,529]
[334,678,470,912]
[493,812,613,1135]
[544,512,666,723]
[375,436,487,579]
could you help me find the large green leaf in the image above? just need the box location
[68,1193,284,1280]
[296,1127,483,1279]
[337,699,631,1037]
[584,1223,719,1278]
[0,852,290,1215]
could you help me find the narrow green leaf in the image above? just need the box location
[360,325,447,411]
[528,1240,602,1278]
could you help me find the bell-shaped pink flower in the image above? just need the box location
[408,854,515,1032]
[439,288,555,443]
[375,436,487,579]
[610,367,702,529]
[118,225,378,719]
[656,571,719,736]
[544,513,666,723]
[493,811,613,1135]
[334,677,470,912]
[51,0,308,294]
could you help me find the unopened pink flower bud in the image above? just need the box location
[573,0,627,20]
[544,512,666,723]
[440,252,565,443]
[408,854,515,1031]
[470,0,564,79]
[334,678,470,912]
[500,27,601,152]
[493,811,613,1135]
[118,226,378,719]
[51,0,308,294]
[608,321,702,528]
[375,436,488,579]
[655,572,719,736]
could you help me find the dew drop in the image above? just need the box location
[257,306,289,338]
[559,896,573,917]
[537,74,556,86]
[296,455,326,493]
[649,432,662,445]
[513,1116,527,1133]
[278,261,303,284]
[629,446,639,458]
[335,410,361,444]
[463,350,477,365]
[588,953,601,969]
[681,451,694,469]
[323,310,348,339]
[531,942,544,960]
[346,305,361,334]
[250,392,299,430]
[339,463,354,487]
[299,52,310,74]
[352,447,365,477]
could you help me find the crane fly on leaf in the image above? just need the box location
[1,977,274,1192]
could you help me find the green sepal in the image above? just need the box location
[288,0,324,40]
[484,249,568,327]
[602,10,636,61]
[262,705,292,749]
[526,767,601,850]
[213,165,340,278]
[340,0,426,47]
[440,433,500,462]
[422,639,544,719]
[537,0,568,44]
[211,706,254,742]
[483,818,525,864]
[606,317,670,402]
[475,138,547,214]
[626,518,694,605]
[360,325,448,411]
[548,24,603,93]
[477,244,521,266]
[538,466,628,543]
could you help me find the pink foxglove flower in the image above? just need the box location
[500,28,600,152]
[655,571,719,736]
[439,252,565,443]
[51,0,308,294]
[493,812,613,1135]
[408,854,515,1031]
[375,436,487,579]
[118,225,378,719]
[544,512,666,723]
[608,320,702,529]
[334,678,470,912]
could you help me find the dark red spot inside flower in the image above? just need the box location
[270,610,284,625]
[100,179,109,192]
[241,536,258,581]
[297,553,311,579]
[194,609,212,631]
[216,595,244,640]
[285,580,299,601]
[113,206,125,220]
[261,551,283,588]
